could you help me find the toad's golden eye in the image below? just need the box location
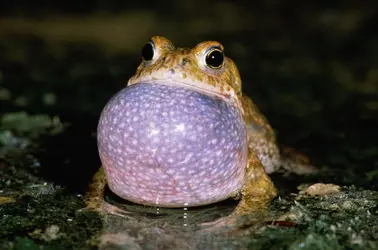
[141,41,154,62]
[205,47,224,69]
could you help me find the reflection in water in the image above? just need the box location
[98,187,268,249]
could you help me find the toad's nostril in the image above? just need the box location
[181,58,188,66]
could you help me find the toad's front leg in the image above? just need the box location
[83,166,107,212]
[234,147,277,215]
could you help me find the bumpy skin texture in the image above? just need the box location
[96,36,280,208]
[98,83,247,207]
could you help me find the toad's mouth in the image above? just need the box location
[129,77,244,115]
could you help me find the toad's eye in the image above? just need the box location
[141,41,154,61]
[205,47,224,69]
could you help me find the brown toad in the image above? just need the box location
[90,36,315,213]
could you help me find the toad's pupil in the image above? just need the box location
[141,42,154,61]
[205,49,224,69]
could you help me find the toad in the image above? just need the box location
[88,36,315,213]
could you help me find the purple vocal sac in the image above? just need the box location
[97,83,247,207]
